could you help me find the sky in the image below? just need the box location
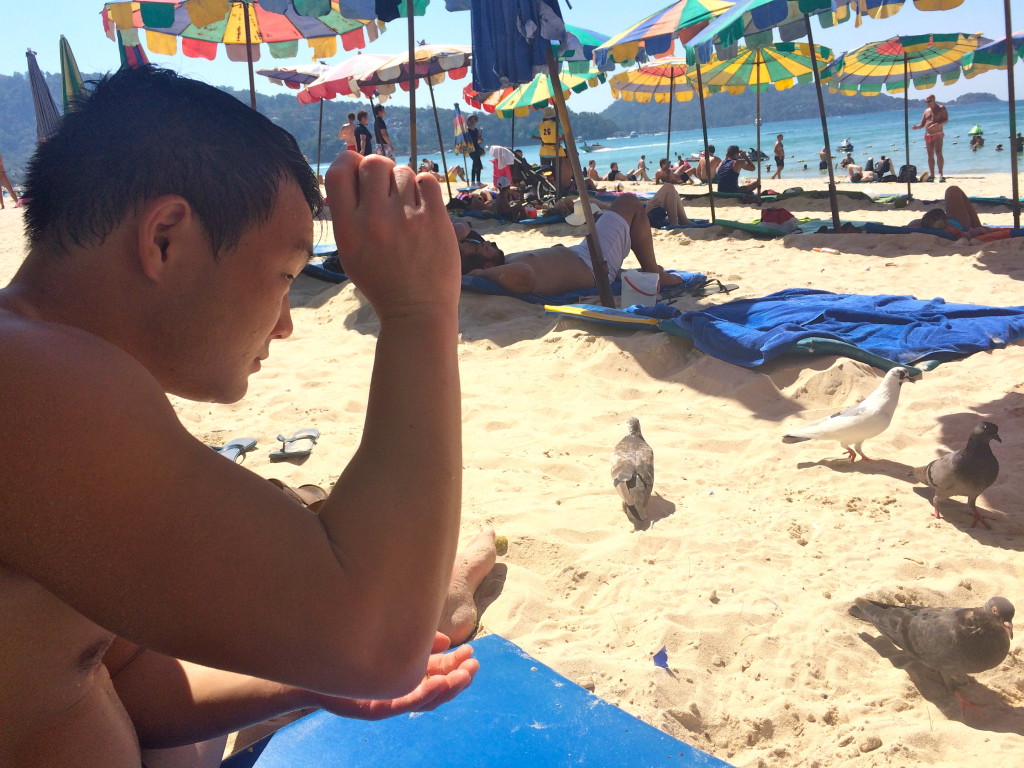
[1,1,1018,117]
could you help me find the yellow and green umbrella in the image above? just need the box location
[609,59,695,160]
[59,35,86,114]
[492,65,606,119]
[595,0,735,66]
[824,33,983,197]
[699,42,833,195]
[962,31,1024,78]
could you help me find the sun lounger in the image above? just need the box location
[461,269,706,306]
[863,222,958,240]
[220,634,735,768]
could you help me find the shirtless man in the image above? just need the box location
[0,66,480,768]
[695,145,721,184]
[0,150,20,208]
[912,93,948,182]
[770,134,784,180]
[456,194,683,295]
[654,157,685,184]
[630,155,651,181]
[338,112,357,152]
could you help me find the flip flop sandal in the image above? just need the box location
[207,437,258,463]
[267,478,328,512]
[269,429,320,462]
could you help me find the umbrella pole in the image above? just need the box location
[511,112,516,152]
[544,46,614,309]
[244,6,257,110]
[427,80,453,199]
[407,11,417,167]
[316,99,324,182]
[694,59,716,223]
[803,16,840,231]
[1005,0,1021,229]
[666,72,674,161]
[755,52,762,205]
[904,53,912,199]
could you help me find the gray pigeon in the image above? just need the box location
[782,367,914,461]
[612,417,654,524]
[914,421,1001,529]
[852,596,1014,706]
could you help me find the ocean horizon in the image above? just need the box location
[325,99,1022,183]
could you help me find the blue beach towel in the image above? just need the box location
[462,270,706,306]
[660,289,1024,368]
[220,634,734,768]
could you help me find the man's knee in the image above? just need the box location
[609,193,644,220]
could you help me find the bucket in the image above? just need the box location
[620,269,660,309]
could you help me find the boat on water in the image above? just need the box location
[629,130,638,138]
[579,139,605,152]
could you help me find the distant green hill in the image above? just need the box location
[0,68,1003,184]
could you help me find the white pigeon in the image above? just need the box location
[612,417,654,524]
[782,367,915,461]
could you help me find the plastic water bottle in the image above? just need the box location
[812,247,841,254]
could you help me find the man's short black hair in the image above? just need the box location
[706,144,716,155]
[726,145,740,158]
[23,66,321,255]
[374,104,385,116]
[357,109,368,121]
[348,112,356,120]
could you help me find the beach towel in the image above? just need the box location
[863,222,958,241]
[713,219,791,238]
[658,289,1024,368]
[462,270,707,306]
[220,634,735,768]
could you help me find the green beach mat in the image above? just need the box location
[713,219,791,238]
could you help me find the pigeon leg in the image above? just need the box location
[931,505,943,519]
[955,689,986,719]
[842,445,857,462]
[854,443,873,461]
[968,498,992,530]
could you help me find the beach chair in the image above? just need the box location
[220,634,735,768]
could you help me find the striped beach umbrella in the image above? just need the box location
[595,0,736,66]
[59,36,87,114]
[699,42,833,195]
[27,48,61,142]
[824,33,983,197]
[100,1,380,108]
[609,59,695,160]
[257,62,330,176]
[356,44,471,98]
[492,65,606,118]
[297,53,392,104]
[962,31,1024,78]
[462,84,517,114]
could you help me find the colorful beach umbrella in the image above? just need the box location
[491,65,606,119]
[116,28,152,68]
[100,0,380,109]
[609,59,695,160]
[824,33,983,197]
[26,48,61,143]
[699,42,833,196]
[462,84,517,113]
[297,52,392,104]
[257,62,330,177]
[595,0,736,66]
[453,102,472,156]
[962,31,1024,78]
[59,36,86,114]
[356,44,472,197]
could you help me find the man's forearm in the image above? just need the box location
[108,644,312,749]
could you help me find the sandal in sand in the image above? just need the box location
[269,429,320,461]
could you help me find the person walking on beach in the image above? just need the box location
[818,147,830,171]
[466,115,484,186]
[0,150,20,209]
[770,134,784,180]
[354,109,374,156]
[373,103,393,158]
[631,155,651,181]
[338,113,357,152]
[912,93,948,182]
[0,66,483,768]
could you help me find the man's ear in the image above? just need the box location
[135,195,196,282]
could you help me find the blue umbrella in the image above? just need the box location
[26,48,61,142]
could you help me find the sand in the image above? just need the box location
[1,171,1022,766]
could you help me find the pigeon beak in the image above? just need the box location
[993,434,1002,443]
[1005,621,1013,640]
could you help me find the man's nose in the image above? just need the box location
[273,294,294,340]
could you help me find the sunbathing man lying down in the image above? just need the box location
[456,194,684,295]
[909,185,993,239]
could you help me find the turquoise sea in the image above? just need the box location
[408,99,1023,182]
